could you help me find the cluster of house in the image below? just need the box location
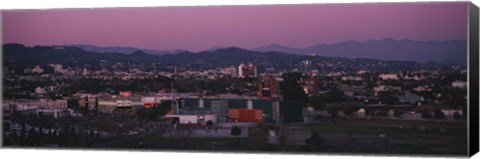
[2,99,79,118]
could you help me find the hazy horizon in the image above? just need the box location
[2,2,468,52]
[2,37,468,53]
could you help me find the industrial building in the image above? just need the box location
[177,98,304,124]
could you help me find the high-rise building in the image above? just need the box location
[300,60,312,75]
[238,63,257,78]
[258,75,279,100]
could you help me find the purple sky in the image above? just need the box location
[2,2,468,51]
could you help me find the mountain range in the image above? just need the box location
[2,44,301,69]
[3,43,453,74]
[69,44,185,55]
[253,38,467,65]
[62,39,469,66]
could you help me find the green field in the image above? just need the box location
[303,118,468,156]
[36,117,466,156]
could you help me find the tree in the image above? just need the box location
[38,127,44,146]
[20,123,26,146]
[378,91,400,105]
[230,126,242,136]
[393,109,404,118]
[43,65,55,74]
[305,130,325,150]
[280,72,308,103]
[89,129,95,139]
[327,106,339,124]
[206,120,214,126]
[248,125,269,150]
[84,96,89,111]
[434,109,445,120]
[52,129,59,144]
[28,127,37,146]
[327,106,339,118]
[308,95,327,110]
[137,100,172,122]
[308,88,346,110]
[95,97,99,112]
[342,102,358,117]
[420,109,432,119]
[453,112,462,120]
[443,88,467,118]
[324,88,346,103]
[67,99,80,110]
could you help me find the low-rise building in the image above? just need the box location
[97,98,143,114]
[210,100,229,122]
[166,114,217,125]
[9,99,68,111]
[452,81,467,88]
[379,74,399,80]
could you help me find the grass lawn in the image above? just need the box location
[303,118,467,156]
[89,118,467,156]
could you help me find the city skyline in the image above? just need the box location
[2,2,468,52]
[2,2,473,155]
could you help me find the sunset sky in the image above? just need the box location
[2,2,468,51]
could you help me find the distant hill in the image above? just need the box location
[70,44,185,55]
[3,43,453,73]
[3,44,163,68]
[253,38,467,65]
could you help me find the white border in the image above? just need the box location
[0,0,479,159]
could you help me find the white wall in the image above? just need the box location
[166,114,218,124]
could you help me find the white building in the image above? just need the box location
[9,99,68,111]
[353,108,366,118]
[40,99,68,110]
[14,101,38,111]
[238,63,257,78]
[35,87,47,94]
[356,70,369,75]
[441,109,463,120]
[220,66,237,77]
[141,96,157,103]
[238,63,245,77]
[36,109,65,118]
[373,85,401,93]
[82,67,89,76]
[97,101,117,114]
[341,76,363,81]
[166,114,217,124]
[413,85,432,92]
[32,65,44,74]
[49,64,63,73]
[97,98,144,114]
[452,81,467,88]
[379,74,399,80]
